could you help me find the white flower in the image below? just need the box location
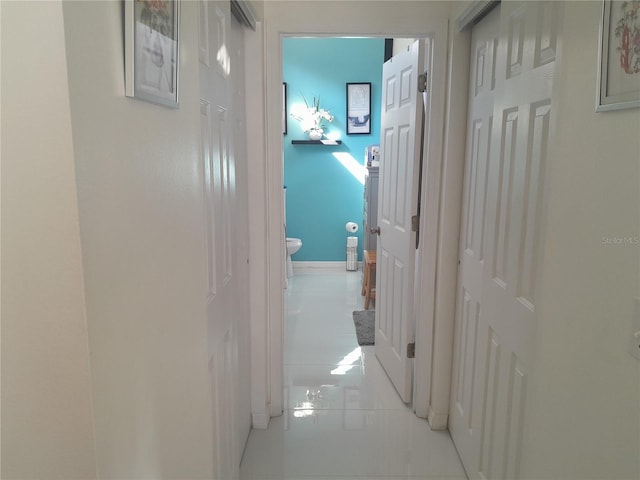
[291,95,333,133]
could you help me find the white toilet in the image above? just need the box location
[284,186,302,278]
[286,237,302,277]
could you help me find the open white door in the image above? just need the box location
[375,40,425,403]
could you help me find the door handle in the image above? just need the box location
[370,226,381,236]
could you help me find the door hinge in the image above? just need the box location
[411,215,420,233]
[418,72,428,93]
[407,342,416,359]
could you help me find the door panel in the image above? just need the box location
[375,41,424,403]
[449,5,499,470]
[450,2,557,478]
[199,1,248,477]
[229,12,252,463]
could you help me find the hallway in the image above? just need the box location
[240,268,466,479]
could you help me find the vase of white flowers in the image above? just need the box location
[308,129,323,140]
[291,95,333,140]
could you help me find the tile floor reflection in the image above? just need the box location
[240,268,467,479]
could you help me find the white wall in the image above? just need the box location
[1,1,97,478]
[62,1,213,477]
[520,2,640,477]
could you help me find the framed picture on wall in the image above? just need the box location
[125,0,180,108]
[346,82,371,134]
[283,82,288,134]
[596,0,640,112]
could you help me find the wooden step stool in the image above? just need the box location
[361,250,377,310]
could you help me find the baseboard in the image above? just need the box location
[293,261,361,272]
[251,412,270,430]
[270,403,283,417]
[427,406,448,431]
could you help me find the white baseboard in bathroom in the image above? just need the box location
[293,261,361,273]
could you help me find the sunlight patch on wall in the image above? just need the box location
[333,152,366,186]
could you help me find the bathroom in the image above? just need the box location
[245,36,473,480]
[283,37,386,276]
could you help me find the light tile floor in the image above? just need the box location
[240,268,467,479]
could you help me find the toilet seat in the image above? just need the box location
[286,237,302,252]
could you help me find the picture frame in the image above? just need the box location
[125,0,180,108]
[283,82,288,135]
[346,82,372,134]
[596,0,640,112]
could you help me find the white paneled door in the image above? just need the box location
[375,40,424,403]
[449,5,500,473]
[199,1,247,478]
[450,2,557,478]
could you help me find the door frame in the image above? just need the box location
[245,5,465,428]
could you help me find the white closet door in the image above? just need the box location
[450,2,558,478]
[199,1,244,477]
[449,5,500,472]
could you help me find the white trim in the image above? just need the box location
[457,0,500,32]
[412,27,449,420]
[251,413,270,430]
[245,21,272,428]
[424,20,472,429]
[230,0,256,31]
[427,405,449,431]
[250,1,456,430]
[293,261,360,272]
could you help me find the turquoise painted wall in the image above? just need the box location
[283,37,384,261]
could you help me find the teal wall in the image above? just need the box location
[283,37,384,261]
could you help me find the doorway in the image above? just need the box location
[282,35,432,411]
[244,3,454,431]
[282,37,384,275]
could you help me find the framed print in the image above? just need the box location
[283,82,288,134]
[346,82,371,134]
[125,0,180,108]
[596,0,640,112]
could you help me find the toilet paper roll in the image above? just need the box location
[345,222,359,233]
[347,236,358,247]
